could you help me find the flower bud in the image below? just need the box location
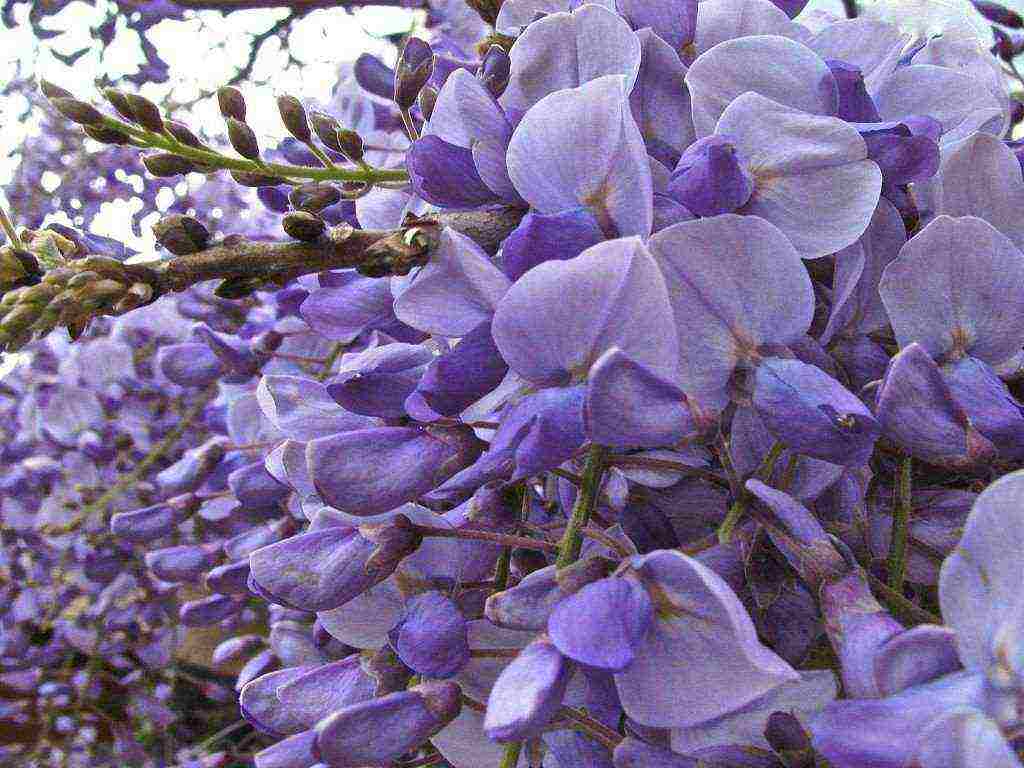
[283,211,325,242]
[314,681,461,767]
[465,0,504,25]
[288,182,341,212]
[309,111,343,152]
[277,95,311,143]
[180,594,243,627]
[217,85,247,121]
[973,0,1023,27]
[39,80,72,100]
[230,170,284,187]
[394,38,433,111]
[83,125,130,145]
[227,117,260,160]
[99,88,134,121]
[50,98,105,127]
[153,214,210,255]
[124,93,164,133]
[143,152,196,177]
[335,129,364,164]
[165,120,205,148]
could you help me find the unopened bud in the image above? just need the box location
[479,45,511,98]
[974,0,1023,27]
[310,111,343,152]
[166,120,205,148]
[230,170,284,187]
[276,95,311,143]
[288,183,341,213]
[217,86,247,121]
[124,93,165,133]
[50,98,104,127]
[84,126,130,145]
[282,211,326,242]
[465,0,504,25]
[153,214,210,255]
[143,153,196,177]
[394,38,434,111]
[39,80,73,100]
[226,117,260,160]
[101,88,136,121]
[335,129,365,164]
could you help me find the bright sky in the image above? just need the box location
[0,1,420,251]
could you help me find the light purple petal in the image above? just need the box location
[647,214,813,411]
[501,4,641,116]
[257,375,377,442]
[693,0,802,59]
[879,214,1024,366]
[685,35,836,137]
[916,132,1024,253]
[717,93,881,258]
[940,470,1024,671]
[492,237,678,386]
[615,550,797,728]
[585,348,698,448]
[915,710,1023,768]
[631,29,696,167]
[507,75,653,238]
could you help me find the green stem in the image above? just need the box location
[101,115,408,184]
[499,742,522,768]
[717,441,785,544]
[0,202,24,251]
[315,341,345,381]
[556,444,609,569]
[887,456,913,593]
[717,495,747,545]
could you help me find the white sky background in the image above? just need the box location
[0,0,1014,254]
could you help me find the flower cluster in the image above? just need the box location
[9,0,1024,766]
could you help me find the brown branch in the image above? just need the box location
[155,206,525,293]
[0,206,525,352]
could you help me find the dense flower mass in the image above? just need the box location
[7,0,1024,765]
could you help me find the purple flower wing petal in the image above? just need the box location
[483,637,574,741]
[631,29,696,167]
[875,344,995,469]
[548,576,654,671]
[753,357,880,467]
[393,227,511,337]
[873,625,961,697]
[586,348,698,448]
[257,375,377,442]
[615,550,797,728]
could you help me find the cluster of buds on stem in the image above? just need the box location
[0,250,157,352]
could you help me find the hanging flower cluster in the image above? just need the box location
[9,0,1024,765]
